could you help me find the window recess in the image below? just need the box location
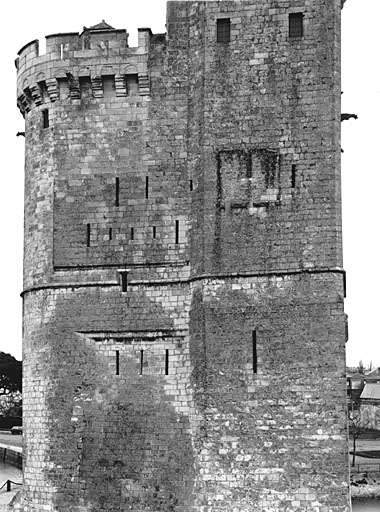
[289,13,304,38]
[217,18,231,43]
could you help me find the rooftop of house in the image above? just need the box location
[361,383,380,400]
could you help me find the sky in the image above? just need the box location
[0,0,378,368]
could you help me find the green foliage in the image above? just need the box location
[0,352,22,395]
[0,391,22,417]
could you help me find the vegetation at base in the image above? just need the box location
[0,352,22,395]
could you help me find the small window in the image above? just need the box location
[289,13,304,38]
[42,109,49,128]
[217,18,230,43]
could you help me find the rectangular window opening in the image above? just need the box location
[217,18,231,43]
[42,109,49,129]
[130,227,134,240]
[109,228,113,240]
[140,350,144,375]
[289,13,304,38]
[291,165,296,188]
[116,350,120,375]
[165,349,169,375]
[115,177,120,207]
[175,220,179,245]
[253,331,257,374]
[145,176,149,199]
[152,226,156,239]
[86,223,91,247]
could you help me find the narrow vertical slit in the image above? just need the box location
[291,165,296,189]
[60,43,64,60]
[152,226,156,239]
[140,350,144,375]
[121,272,128,292]
[115,177,120,206]
[165,349,169,375]
[130,227,134,240]
[109,228,113,240]
[175,220,179,244]
[253,330,257,374]
[145,176,149,199]
[116,350,120,375]
[189,179,193,191]
[87,224,91,247]
[42,109,49,128]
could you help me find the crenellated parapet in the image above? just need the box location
[16,22,160,115]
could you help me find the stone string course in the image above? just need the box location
[15,1,350,511]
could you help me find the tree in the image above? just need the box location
[0,391,22,417]
[0,352,22,395]
[348,396,370,467]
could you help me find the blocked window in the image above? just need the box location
[289,13,304,37]
[218,148,279,208]
[217,18,230,43]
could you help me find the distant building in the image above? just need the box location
[347,369,380,400]
[360,383,380,430]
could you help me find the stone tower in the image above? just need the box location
[16,2,350,511]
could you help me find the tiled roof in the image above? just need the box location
[361,383,380,400]
[89,20,115,31]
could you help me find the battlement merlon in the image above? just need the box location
[16,24,163,112]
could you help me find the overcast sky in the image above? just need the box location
[0,1,378,368]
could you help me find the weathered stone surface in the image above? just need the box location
[16,1,350,511]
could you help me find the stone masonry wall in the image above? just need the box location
[16,2,350,511]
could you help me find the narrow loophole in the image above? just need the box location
[152,226,156,239]
[130,227,134,240]
[189,179,193,191]
[86,224,91,247]
[253,330,257,374]
[115,177,120,206]
[42,109,49,128]
[291,165,296,189]
[60,43,64,60]
[145,176,149,199]
[165,349,169,375]
[140,350,144,375]
[116,350,120,375]
[120,272,128,292]
[175,220,179,244]
[109,228,113,240]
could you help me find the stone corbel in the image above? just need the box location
[29,84,43,106]
[91,76,103,98]
[115,74,127,97]
[46,78,59,102]
[138,73,150,96]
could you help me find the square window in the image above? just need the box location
[217,18,230,43]
[289,13,304,38]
